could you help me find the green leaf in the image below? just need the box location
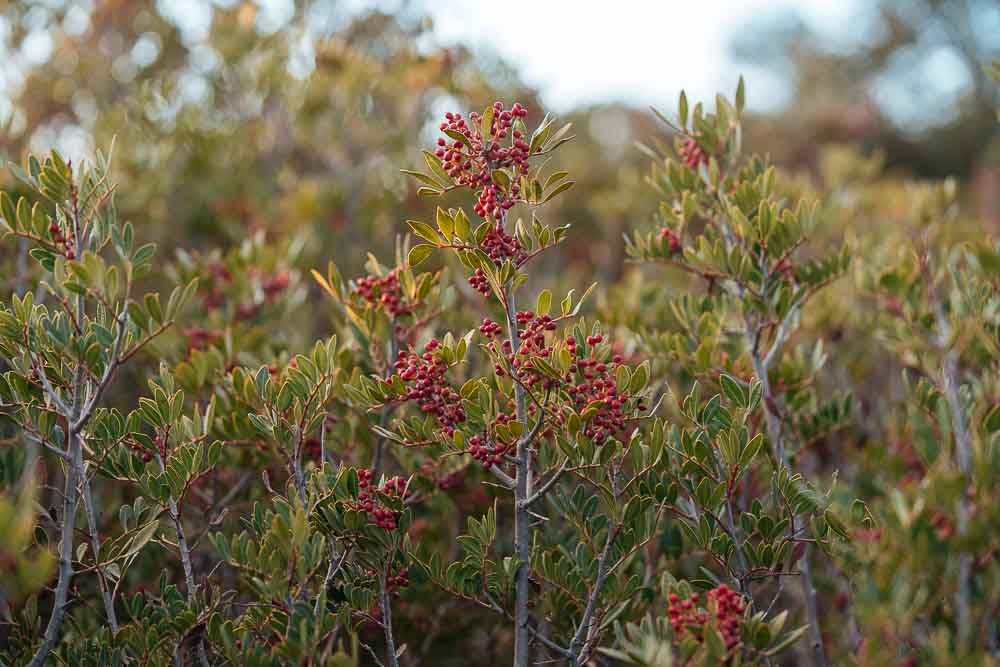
[144,293,163,325]
[453,209,470,242]
[443,129,470,147]
[628,360,650,394]
[479,105,495,137]
[435,207,454,241]
[132,243,156,266]
[491,169,511,191]
[408,244,434,267]
[127,302,149,331]
[122,518,160,561]
[255,366,270,399]
[983,404,1000,434]
[542,171,569,192]
[422,150,453,185]
[535,289,551,317]
[763,625,808,656]
[400,169,442,188]
[740,433,764,465]
[248,413,274,435]
[541,180,575,204]
[719,374,747,408]
[406,220,444,245]
[30,247,56,272]
[0,192,16,232]
[138,398,164,428]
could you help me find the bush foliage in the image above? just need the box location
[1,9,999,666]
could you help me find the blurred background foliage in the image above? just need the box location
[1,0,999,664]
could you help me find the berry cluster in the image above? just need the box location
[351,269,411,317]
[209,260,233,283]
[481,222,527,264]
[667,591,708,637]
[679,137,708,169]
[394,339,466,435]
[773,258,795,281]
[235,301,261,321]
[667,585,746,650]
[202,262,233,311]
[516,310,557,356]
[184,327,222,351]
[128,434,170,464]
[467,223,528,297]
[434,102,531,219]
[432,103,536,297]
[490,311,558,391]
[128,437,154,463]
[356,469,410,530]
[466,434,502,468]
[49,222,76,260]
[469,268,490,296]
[707,585,746,649]
[419,459,465,491]
[478,320,642,453]
[658,227,682,255]
[302,435,322,460]
[386,567,410,595]
[467,411,521,469]
[564,334,641,445]
[478,317,502,339]
[929,511,955,540]
[262,269,290,301]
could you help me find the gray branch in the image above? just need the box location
[378,568,400,667]
[72,307,128,432]
[370,326,399,478]
[931,279,973,648]
[82,473,119,632]
[746,310,827,667]
[521,458,567,508]
[504,282,533,667]
[26,435,83,667]
[157,454,211,667]
[567,524,619,666]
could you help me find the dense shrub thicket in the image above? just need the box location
[1,21,999,666]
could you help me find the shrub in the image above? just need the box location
[0,75,998,667]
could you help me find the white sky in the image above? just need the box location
[416,0,861,113]
[6,0,976,161]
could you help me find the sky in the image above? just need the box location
[163,0,863,113]
[3,0,987,162]
[415,0,861,113]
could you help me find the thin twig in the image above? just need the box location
[378,567,400,667]
[521,458,567,508]
[567,523,620,666]
[504,279,532,667]
[82,472,119,632]
[26,435,82,667]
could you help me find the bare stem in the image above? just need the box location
[292,448,307,504]
[157,454,211,667]
[504,284,532,667]
[82,473,119,632]
[378,568,400,667]
[315,542,349,615]
[567,522,620,666]
[933,298,973,647]
[26,436,82,667]
[15,238,29,297]
[370,326,399,478]
[747,314,827,667]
